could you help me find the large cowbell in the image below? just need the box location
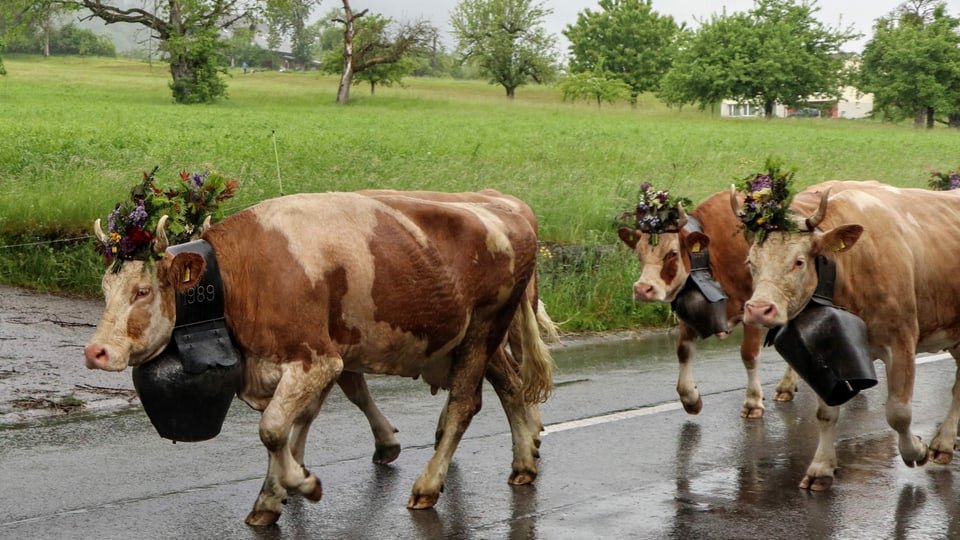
[766,256,877,407]
[671,248,729,339]
[131,240,243,443]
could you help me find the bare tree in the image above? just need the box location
[331,0,434,104]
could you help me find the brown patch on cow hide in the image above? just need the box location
[659,254,679,285]
[325,265,361,346]
[368,207,469,356]
[202,212,339,367]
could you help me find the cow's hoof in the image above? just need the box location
[929,448,954,466]
[407,492,439,509]
[799,474,833,491]
[301,474,323,502]
[245,509,281,526]
[509,470,537,485]
[682,396,703,415]
[741,406,764,419]
[374,443,401,465]
[774,390,796,401]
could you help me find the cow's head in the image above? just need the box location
[617,202,699,303]
[84,216,206,371]
[736,188,863,327]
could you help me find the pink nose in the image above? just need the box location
[634,283,656,302]
[744,301,779,326]
[84,344,109,370]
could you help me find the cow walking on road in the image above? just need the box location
[736,180,960,491]
[84,190,554,525]
[618,191,798,418]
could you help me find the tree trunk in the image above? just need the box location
[335,1,368,105]
[764,99,775,118]
[169,55,193,100]
[914,108,926,128]
[505,86,515,99]
[949,113,960,128]
[927,107,935,129]
[370,80,375,95]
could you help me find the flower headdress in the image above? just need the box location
[735,157,798,245]
[622,182,692,246]
[927,167,960,191]
[98,167,239,271]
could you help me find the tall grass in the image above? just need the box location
[1,55,956,330]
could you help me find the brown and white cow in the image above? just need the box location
[738,180,960,490]
[618,191,799,418]
[84,189,554,525]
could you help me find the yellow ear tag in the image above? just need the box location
[691,242,701,253]
[836,240,845,252]
[183,267,191,283]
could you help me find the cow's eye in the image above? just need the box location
[794,258,805,269]
[136,288,151,298]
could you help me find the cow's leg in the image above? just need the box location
[740,324,766,418]
[484,346,541,485]
[408,343,487,509]
[289,394,323,467]
[676,322,703,415]
[337,371,401,464]
[929,346,960,465]
[800,399,840,491]
[884,348,928,468]
[774,366,800,402]
[246,357,341,527]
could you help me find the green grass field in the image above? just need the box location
[1,55,956,331]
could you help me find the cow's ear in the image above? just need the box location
[818,224,864,254]
[683,231,710,254]
[164,252,207,292]
[618,227,640,249]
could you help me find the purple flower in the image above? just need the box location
[107,204,121,233]
[640,182,652,193]
[750,174,772,192]
[192,173,205,188]
[656,191,669,203]
[950,172,960,190]
[128,202,148,227]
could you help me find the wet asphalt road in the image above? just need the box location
[3,286,960,539]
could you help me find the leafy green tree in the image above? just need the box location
[264,0,319,67]
[451,0,558,98]
[559,59,632,107]
[66,0,253,104]
[0,0,64,57]
[659,0,857,116]
[860,2,960,128]
[327,0,435,104]
[564,0,680,104]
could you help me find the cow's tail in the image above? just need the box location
[516,291,556,403]
[536,299,560,344]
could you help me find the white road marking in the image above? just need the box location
[543,351,953,437]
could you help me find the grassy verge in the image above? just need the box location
[1,55,955,330]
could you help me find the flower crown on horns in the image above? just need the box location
[927,166,960,191]
[620,182,692,246]
[732,158,800,245]
[95,167,239,271]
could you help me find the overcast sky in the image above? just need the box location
[338,0,960,54]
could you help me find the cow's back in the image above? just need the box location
[796,182,960,351]
[202,192,537,382]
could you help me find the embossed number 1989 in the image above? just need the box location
[183,284,216,305]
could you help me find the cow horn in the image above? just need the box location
[153,215,170,253]
[200,215,212,234]
[677,201,688,230]
[94,218,106,243]
[730,184,744,219]
[799,187,831,231]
